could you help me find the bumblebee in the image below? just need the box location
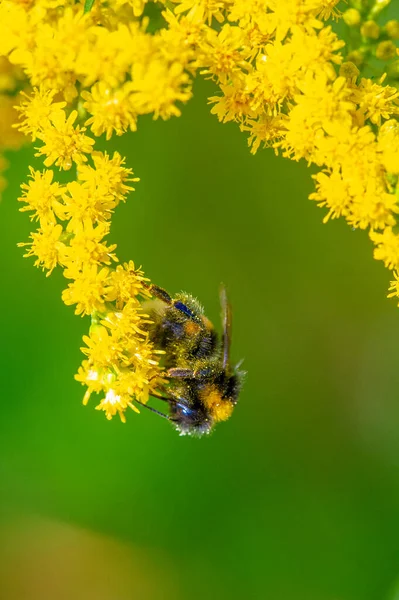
[139,284,244,436]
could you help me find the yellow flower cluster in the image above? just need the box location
[0,0,194,135]
[0,0,200,422]
[0,0,399,421]
[186,0,399,304]
[16,89,165,421]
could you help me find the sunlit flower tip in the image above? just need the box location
[19,223,65,276]
[76,361,118,402]
[75,359,117,394]
[15,88,67,141]
[36,109,95,170]
[95,388,133,422]
[19,168,64,224]
[62,265,111,317]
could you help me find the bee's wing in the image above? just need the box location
[220,284,232,369]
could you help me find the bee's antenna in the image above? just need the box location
[142,282,173,305]
[135,400,170,420]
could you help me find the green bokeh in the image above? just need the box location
[2,71,399,598]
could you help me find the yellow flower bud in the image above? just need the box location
[346,50,364,67]
[376,41,397,61]
[387,60,399,80]
[339,61,360,80]
[343,9,361,27]
[360,21,380,40]
[386,20,399,40]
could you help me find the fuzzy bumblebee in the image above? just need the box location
[141,284,244,436]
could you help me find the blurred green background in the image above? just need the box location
[3,66,399,600]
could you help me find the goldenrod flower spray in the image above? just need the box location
[0,0,398,423]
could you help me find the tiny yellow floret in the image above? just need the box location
[360,21,380,40]
[343,9,361,27]
[386,20,399,40]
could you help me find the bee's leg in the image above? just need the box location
[166,367,212,379]
[135,399,170,420]
[150,390,170,402]
[166,368,195,378]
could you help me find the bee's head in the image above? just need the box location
[169,400,213,437]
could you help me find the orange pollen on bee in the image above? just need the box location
[201,316,214,330]
[184,320,201,336]
[200,385,234,423]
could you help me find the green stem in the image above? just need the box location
[368,0,392,20]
